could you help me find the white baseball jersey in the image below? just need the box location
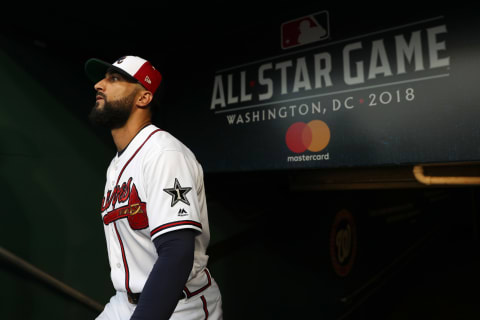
[99,124,210,295]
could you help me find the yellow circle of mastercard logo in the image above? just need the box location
[285,120,330,153]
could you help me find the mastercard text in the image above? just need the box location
[287,153,330,162]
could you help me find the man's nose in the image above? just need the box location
[94,78,106,92]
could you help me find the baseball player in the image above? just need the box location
[84,55,223,320]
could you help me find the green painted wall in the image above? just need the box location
[0,36,113,319]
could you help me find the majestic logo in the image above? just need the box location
[178,208,188,216]
[281,11,329,50]
[163,178,192,207]
[101,177,149,230]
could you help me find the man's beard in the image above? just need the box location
[88,91,136,129]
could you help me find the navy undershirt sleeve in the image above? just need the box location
[130,229,196,320]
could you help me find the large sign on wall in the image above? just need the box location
[167,8,480,172]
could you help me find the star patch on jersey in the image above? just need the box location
[163,178,192,207]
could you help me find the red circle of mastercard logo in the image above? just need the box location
[286,120,330,153]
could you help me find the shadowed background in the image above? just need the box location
[1,4,479,319]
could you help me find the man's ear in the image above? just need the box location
[136,90,153,109]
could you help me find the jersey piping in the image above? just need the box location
[112,128,161,293]
[201,295,209,319]
[150,220,202,238]
[184,269,212,298]
[114,222,131,293]
[116,129,162,185]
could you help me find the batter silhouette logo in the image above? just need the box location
[286,120,331,153]
[281,11,329,50]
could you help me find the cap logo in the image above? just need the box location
[145,75,152,84]
[116,56,126,64]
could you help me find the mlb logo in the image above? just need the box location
[281,11,329,50]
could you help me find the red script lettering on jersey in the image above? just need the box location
[101,178,149,230]
[101,178,133,212]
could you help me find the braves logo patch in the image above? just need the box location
[163,178,192,207]
[103,182,149,230]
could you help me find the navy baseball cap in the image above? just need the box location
[85,56,162,94]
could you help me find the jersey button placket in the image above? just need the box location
[110,165,117,188]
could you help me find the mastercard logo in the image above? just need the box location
[285,120,331,153]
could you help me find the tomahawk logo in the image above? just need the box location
[102,181,149,230]
[281,11,329,49]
